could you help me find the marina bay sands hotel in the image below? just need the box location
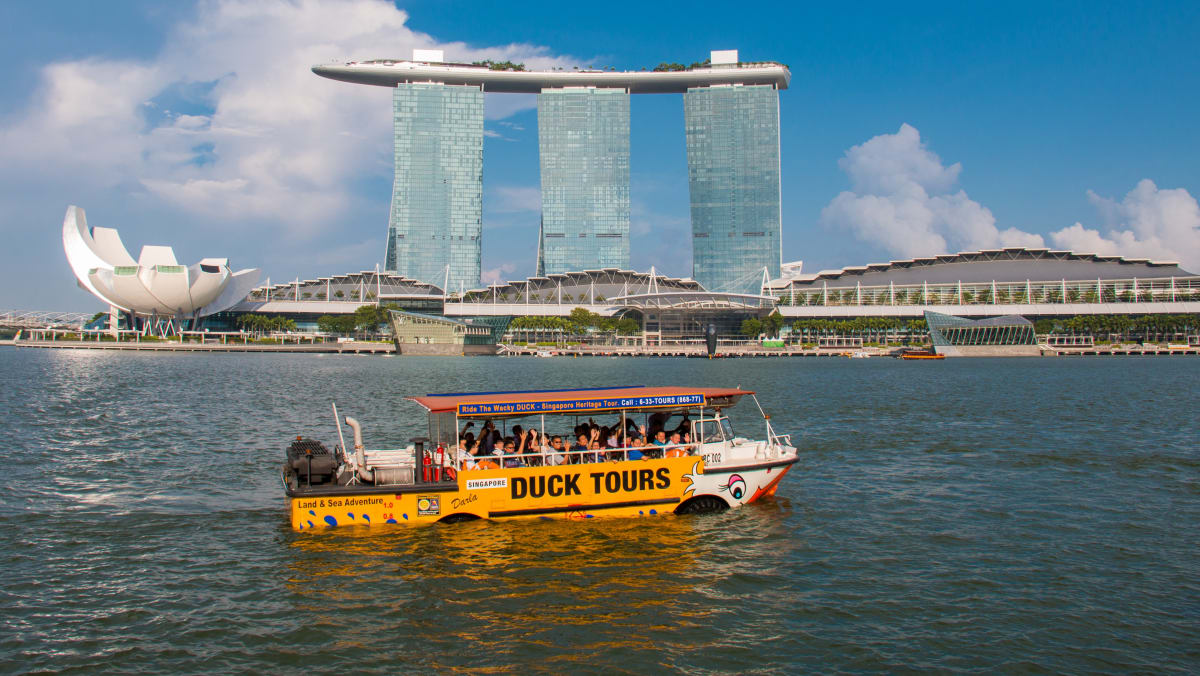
[313,49,790,294]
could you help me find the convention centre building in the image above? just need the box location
[225,249,1198,344]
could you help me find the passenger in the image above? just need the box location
[524,429,544,467]
[670,415,692,436]
[570,433,589,464]
[500,437,523,468]
[608,431,625,461]
[642,430,668,460]
[618,432,644,460]
[480,421,498,455]
[587,438,604,463]
[665,431,687,458]
[460,439,481,470]
[647,412,668,438]
[545,435,568,466]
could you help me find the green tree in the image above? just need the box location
[763,311,784,338]
[740,318,763,338]
[353,304,388,334]
[613,317,640,336]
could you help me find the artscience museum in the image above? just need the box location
[62,206,260,334]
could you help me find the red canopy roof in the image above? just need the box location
[408,385,752,415]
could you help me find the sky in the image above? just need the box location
[2,0,1199,311]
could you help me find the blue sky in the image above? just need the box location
[1,0,1198,311]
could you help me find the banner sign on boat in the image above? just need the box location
[457,393,705,416]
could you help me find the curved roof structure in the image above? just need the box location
[609,291,776,311]
[63,206,260,317]
[248,270,443,302]
[312,60,790,94]
[458,268,703,305]
[771,248,1195,290]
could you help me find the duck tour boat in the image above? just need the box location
[282,385,798,529]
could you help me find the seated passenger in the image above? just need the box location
[641,430,667,459]
[500,437,523,468]
[569,433,589,464]
[524,428,544,467]
[458,437,477,469]
[479,421,497,455]
[622,431,644,460]
[665,431,687,458]
[544,435,568,466]
[470,439,500,470]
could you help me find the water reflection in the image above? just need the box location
[281,505,799,668]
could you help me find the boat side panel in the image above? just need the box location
[289,456,794,529]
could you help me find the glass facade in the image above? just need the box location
[925,312,1036,346]
[685,85,781,293]
[385,83,483,292]
[537,88,630,275]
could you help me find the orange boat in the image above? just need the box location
[899,349,945,360]
[282,385,799,529]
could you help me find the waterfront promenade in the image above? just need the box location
[6,339,394,355]
[5,339,1196,357]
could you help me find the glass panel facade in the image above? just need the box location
[685,85,781,293]
[925,311,1037,346]
[385,83,483,292]
[537,88,630,275]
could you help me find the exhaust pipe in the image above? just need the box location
[344,416,373,483]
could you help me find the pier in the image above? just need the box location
[7,339,395,355]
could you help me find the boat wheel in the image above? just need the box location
[675,495,729,515]
[438,513,481,524]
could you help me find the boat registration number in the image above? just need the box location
[703,452,722,465]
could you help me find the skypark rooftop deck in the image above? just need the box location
[312,60,790,93]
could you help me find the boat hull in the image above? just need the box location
[288,455,795,530]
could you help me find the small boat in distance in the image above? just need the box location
[898,348,945,360]
[282,385,799,529]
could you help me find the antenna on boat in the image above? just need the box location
[332,402,348,461]
[748,393,777,447]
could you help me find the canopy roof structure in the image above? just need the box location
[770,247,1194,290]
[609,291,776,311]
[409,385,752,416]
[62,206,260,318]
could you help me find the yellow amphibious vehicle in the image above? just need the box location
[282,386,798,529]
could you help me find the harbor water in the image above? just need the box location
[0,348,1196,672]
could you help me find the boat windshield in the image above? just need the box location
[698,418,725,442]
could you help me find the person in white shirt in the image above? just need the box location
[544,435,568,466]
[459,438,480,470]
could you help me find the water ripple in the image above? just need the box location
[0,349,1196,671]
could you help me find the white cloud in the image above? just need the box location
[490,186,542,213]
[481,262,517,284]
[0,0,574,237]
[821,123,1045,258]
[1049,179,1200,270]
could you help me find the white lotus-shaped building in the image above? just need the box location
[63,205,260,320]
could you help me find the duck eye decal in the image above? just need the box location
[719,474,747,500]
